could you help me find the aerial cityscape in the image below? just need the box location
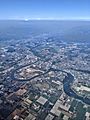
[0,20,90,120]
[0,0,90,120]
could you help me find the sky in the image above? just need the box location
[0,0,90,20]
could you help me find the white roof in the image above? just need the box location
[45,114,54,120]
[37,96,47,105]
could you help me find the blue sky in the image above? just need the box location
[0,0,90,20]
